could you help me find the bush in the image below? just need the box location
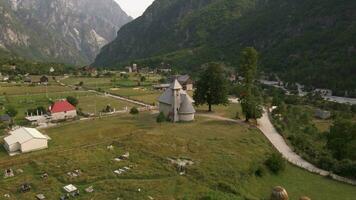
[66,96,79,107]
[156,112,166,123]
[265,153,286,174]
[254,166,266,177]
[130,107,139,115]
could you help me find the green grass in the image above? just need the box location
[0,90,135,119]
[77,94,136,114]
[61,74,162,91]
[196,103,243,119]
[0,84,72,96]
[107,87,161,105]
[0,113,354,199]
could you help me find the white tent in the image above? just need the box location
[3,127,49,155]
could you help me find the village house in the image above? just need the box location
[3,127,50,155]
[24,76,32,83]
[0,114,11,124]
[40,75,49,85]
[49,100,77,121]
[315,109,331,119]
[158,79,196,122]
[314,89,333,96]
[169,75,194,91]
[153,83,170,90]
[79,66,98,76]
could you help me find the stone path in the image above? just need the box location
[198,111,356,186]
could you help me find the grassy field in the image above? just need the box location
[77,94,136,114]
[0,113,354,199]
[61,74,161,91]
[108,87,161,105]
[196,103,243,119]
[0,85,72,96]
[0,91,136,119]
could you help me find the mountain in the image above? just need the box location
[93,0,356,96]
[0,0,132,65]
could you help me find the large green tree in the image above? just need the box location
[239,47,263,122]
[193,63,229,112]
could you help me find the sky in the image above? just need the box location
[115,0,155,18]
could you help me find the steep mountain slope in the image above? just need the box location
[0,0,132,65]
[94,0,356,95]
[94,0,256,67]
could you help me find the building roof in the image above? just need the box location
[179,93,196,114]
[170,75,192,84]
[0,114,11,122]
[50,100,76,113]
[170,79,183,90]
[4,127,48,145]
[158,82,195,114]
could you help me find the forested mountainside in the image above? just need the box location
[0,0,132,65]
[94,0,356,96]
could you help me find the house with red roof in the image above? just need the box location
[49,100,77,121]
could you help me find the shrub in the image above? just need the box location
[265,153,286,174]
[255,166,266,177]
[130,107,139,115]
[156,112,166,123]
[66,96,79,107]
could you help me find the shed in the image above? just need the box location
[0,114,11,123]
[3,127,49,155]
[315,109,331,119]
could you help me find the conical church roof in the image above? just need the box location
[179,93,196,114]
[170,79,182,90]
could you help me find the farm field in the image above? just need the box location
[0,90,136,119]
[0,113,355,199]
[107,87,161,105]
[0,84,72,96]
[61,74,162,91]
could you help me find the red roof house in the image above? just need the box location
[49,100,77,120]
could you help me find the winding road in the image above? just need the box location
[198,110,356,186]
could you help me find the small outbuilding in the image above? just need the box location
[315,109,331,119]
[3,127,49,155]
[40,76,49,84]
[0,114,11,123]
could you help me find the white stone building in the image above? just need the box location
[3,127,49,155]
[158,79,195,122]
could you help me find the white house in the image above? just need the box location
[3,127,49,155]
[49,100,77,121]
[158,79,195,122]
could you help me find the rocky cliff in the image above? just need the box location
[0,0,132,65]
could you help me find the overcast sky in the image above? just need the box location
[115,0,154,18]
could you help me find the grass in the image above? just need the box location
[61,74,161,91]
[77,94,136,114]
[0,113,354,199]
[0,91,135,119]
[0,84,72,96]
[196,103,243,119]
[107,87,161,105]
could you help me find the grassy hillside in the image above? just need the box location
[0,113,355,199]
[94,0,356,96]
